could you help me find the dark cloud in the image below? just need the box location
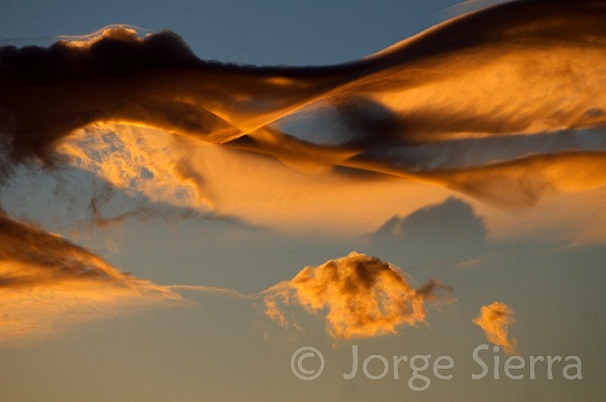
[0,0,604,193]
[368,197,487,263]
[374,197,486,245]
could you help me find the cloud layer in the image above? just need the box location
[1,0,605,343]
[1,0,605,205]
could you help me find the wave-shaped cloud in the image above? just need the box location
[0,0,604,344]
[1,0,605,205]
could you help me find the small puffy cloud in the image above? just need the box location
[473,301,517,354]
[263,252,451,340]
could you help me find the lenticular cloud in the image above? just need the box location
[1,0,606,205]
[0,0,605,343]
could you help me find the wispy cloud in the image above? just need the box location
[0,211,181,344]
[0,219,451,344]
[473,301,518,354]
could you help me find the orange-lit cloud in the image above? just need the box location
[0,0,605,344]
[57,124,213,213]
[473,301,517,354]
[0,0,604,210]
[263,252,451,340]
[0,211,181,344]
[2,204,454,344]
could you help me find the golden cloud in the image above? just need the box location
[473,301,518,354]
[263,252,451,340]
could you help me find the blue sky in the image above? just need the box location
[1,0,457,65]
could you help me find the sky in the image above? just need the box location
[1,0,605,401]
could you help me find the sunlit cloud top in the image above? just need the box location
[0,211,181,344]
[263,252,451,341]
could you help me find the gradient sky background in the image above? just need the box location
[1,1,605,401]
